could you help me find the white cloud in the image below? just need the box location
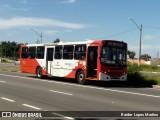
[20,0,28,4]
[44,30,59,35]
[128,44,160,57]
[143,34,160,40]
[0,4,28,12]
[61,0,77,4]
[0,17,87,29]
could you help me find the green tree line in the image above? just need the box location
[0,41,20,60]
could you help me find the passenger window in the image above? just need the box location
[54,46,62,59]
[63,45,74,59]
[29,47,36,59]
[36,46,44,59]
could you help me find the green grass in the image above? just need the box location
[139,64,160,72]
[143,74,160,85]
[127,72,159,86]
[128,63,160,72]
[128,63,160,86]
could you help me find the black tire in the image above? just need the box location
[36,67,43,79]
[77,71,86,84]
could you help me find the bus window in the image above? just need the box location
[29,47,36,59]
[63,45,74,59]
[21,47,28,58]
[36,46,44,59]
[54,46,62,59]
[74,45,86,60]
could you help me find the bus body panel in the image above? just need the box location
[20,40,127,82]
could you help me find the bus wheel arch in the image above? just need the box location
[76,69,86,84]
[36,66,43,79]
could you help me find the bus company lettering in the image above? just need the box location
[65,63,73,67]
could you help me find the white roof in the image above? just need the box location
[26,40,94,47]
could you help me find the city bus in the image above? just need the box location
[20,40,127,84]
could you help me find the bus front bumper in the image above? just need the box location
[99,72,127,81]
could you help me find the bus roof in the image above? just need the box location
[21,40,126,47]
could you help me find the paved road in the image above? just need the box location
[0,71,160,120]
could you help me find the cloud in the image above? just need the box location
[60,0,77,4]
[144,35,160,40]
[20,0,28,4]
[44,30,59,35]
[0,4,28,12]
[0,17,87,29]
[128,44,160,58]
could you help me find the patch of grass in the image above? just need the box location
[128,63,160,72]
[0,66,20,72]
[127,63,160,86]
[143,74,160,85]
[127,63,139,73]
[127,72,159,86]
[139,64,160,72]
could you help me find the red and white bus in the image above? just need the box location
[20,40,127,84]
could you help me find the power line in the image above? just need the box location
[31,28,43,44]
[144,25,160,29]
[93,28,138,39]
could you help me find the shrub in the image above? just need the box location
[127,71,158,86]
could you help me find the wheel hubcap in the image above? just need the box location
[79,74,84,81]
[37,69,41,77]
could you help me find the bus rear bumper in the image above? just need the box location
[99,72,127,81]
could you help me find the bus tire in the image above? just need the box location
[77,70,86,84]
[36,67,43,79]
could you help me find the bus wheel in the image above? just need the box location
[77,71,86,84]
[36,67,43,79]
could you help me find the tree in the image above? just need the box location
[140,54,151,61]
[0,41,20,60]
[53,38,60,43]
[128,50,136,59]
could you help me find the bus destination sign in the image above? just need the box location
[107,42,124,47]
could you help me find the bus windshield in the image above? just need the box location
[101,46,127,66]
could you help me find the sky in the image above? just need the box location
[0,0,160,58]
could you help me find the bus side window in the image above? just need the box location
[63,45,74,59]
[74,45,86,60]
[54,46,62,59]
[36,46,44,59]
[28,47,36,59]
[21,47,28,58]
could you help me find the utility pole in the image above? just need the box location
[128,18,143,66]
[31,29,43,44]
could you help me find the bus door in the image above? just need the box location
[46,48,54,75]
[87,46,98,78]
